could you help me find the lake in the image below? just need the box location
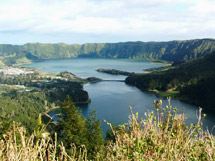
[27,58,215,135]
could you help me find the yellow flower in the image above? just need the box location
[154,100,159,110]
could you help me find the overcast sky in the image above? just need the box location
[0,0,214,44]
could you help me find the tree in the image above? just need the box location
[87,110,104,159]
[57,96,89,149]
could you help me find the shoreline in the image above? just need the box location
[128,85,215,113]
[20,59,213,113]
[44,99,91,114]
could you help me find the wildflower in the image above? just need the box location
[173,107,178,112]
[42,132,49,138]
[129,106,132,110]
[153,100,159,110]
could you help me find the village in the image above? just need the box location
[0,67,34,75]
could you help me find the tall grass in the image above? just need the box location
[105,98,214,160]
[0,118,88,161]
[0,99,214,160]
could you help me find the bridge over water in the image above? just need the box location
[102,80,125,82]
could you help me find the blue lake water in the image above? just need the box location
[27,58,215,135]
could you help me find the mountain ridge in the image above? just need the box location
[0,38,215,66]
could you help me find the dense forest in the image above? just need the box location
[125,52,215,111]
[0,39,215,66]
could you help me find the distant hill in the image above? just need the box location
[125,52,215,111]
[0,39,215,65]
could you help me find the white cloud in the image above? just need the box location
[0,0,214,43]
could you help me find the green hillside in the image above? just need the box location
[0,39,215,65]
[22,39,215,61]
[125,52,215,111]
[23,43,81,59]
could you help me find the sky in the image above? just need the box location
[0,0,214,44]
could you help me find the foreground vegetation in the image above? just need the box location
[0,98,214,160]
[126,52,215,111]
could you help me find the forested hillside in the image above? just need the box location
[125,52,215,111]
[0,72,89,133]
[0,39,215,66]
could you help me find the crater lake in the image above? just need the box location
[27,58,215,135]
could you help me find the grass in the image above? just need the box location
[39,72,57,78]
[0,122,87,161]
[151,61,172,66]
[150,89,179,98]
[158,90,179,98]
[104,100,214,160]
[15,57,32,65]
[0,99,214,160]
